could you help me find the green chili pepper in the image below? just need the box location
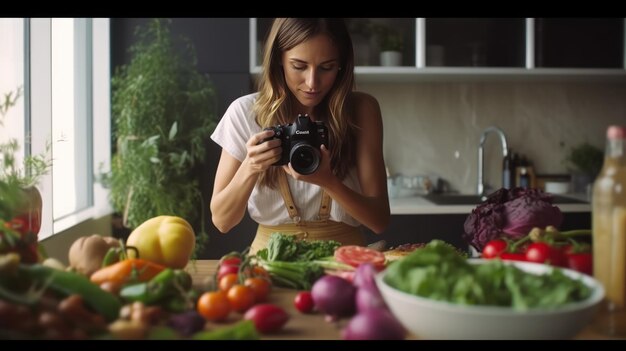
[163,288,200,313]
[18,263,122,322]
[191,320,259,340]
[120,268,177,304]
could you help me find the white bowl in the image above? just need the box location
[376,259,604,340]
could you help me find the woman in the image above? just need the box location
[210,18,390,253]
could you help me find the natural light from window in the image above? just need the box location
[51,18,92,219]
[2,18,111,240]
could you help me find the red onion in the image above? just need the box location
[311,275,356,317]
[355,285,387,312]
[353,263,378,291]
[341,308,406,340]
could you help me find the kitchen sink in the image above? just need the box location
[422,193,588,205]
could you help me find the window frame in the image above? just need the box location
[28,18,112,239]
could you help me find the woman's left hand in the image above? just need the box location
[283,144,333,186]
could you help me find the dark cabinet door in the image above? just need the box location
[425,18,526,68]
[535,18,624,68]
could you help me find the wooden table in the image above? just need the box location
[187,260,622,340]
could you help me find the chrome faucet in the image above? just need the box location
[477,126,509,197]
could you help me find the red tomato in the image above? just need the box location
[197,291,231,322]
[220,256,242,267]
[482,239,508,259]
[499,252,527,262]
[226,284,256,313]
[334,246,386,270]
[218,273,239,292]
[525,242,567,267]
[525,242,552,264]
[217,263,240,281]
[293,291,314,313]
[566,252,593,275]
[562,245,593,275]
[244,277,271,303]
[243,304,289,334]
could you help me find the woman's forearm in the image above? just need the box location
[210,160,259,233]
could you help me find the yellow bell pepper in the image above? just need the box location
[126,216,195,269]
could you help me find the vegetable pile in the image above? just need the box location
[384,240,592,310]
[463,187,564,252]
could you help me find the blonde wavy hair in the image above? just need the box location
[254,18,357,189]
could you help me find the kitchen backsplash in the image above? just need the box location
[357,81,626,195]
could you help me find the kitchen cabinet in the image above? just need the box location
[250,18,626,81]
[534,18,623,68]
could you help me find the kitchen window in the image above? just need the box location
[1,18,112,240]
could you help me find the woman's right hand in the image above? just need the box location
[244,129,283,174]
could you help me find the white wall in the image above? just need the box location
[358,81,626,194]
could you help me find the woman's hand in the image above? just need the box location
[244,130,283,174]
[283,144,334,186]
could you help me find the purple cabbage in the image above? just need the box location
[462,188,563,251]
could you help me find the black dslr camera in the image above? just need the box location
[262,114,328,175]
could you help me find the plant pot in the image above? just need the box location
[380,51,402,67]
[1,186,42,263]
[571,173,594,195]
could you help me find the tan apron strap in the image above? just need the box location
[318,191,332,221]
[278,170,301,224]
[278,170,332,223]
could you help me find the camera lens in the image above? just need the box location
[289,142,320,175]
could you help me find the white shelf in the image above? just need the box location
[250,18,626,82]
[251,65,626,82]
[390,196,591,215]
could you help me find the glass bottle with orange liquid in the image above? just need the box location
[592,125,626,336]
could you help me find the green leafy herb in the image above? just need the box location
[254,233,345,290]
[0,88,51,222]
[256,232,341,262]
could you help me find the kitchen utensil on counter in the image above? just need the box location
[388,174,440,198]
[545,181,570,194]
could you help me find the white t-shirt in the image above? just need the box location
[211,93,361,227]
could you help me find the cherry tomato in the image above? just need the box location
[197,291,231,322]
[249,265,270,279]
[499,252,527,262]
[335,246,386,270]
[227,284,256,313]
[481,239,508,259]
[525,242,567,267]
[218,273,239,292]
[217,263,240,281]
[220,256,242,267]
[566,252,593,275]
[244,277,271,303]
[525,242,552,264]
[562,245,593,275]
[293,291,314,313]
[243,304,289,334]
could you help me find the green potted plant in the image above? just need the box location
[0,87,51,263]
[372,24,404,66]
[563,141,604,194]
[105,19,217,257]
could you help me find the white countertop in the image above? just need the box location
[390,195,591,215]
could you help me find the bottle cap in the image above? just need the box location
[607,125,626,140]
